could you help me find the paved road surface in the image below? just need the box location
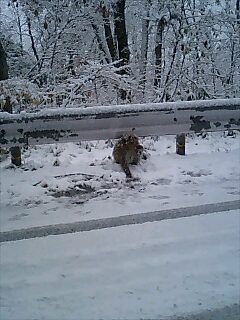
[1,200,239,242]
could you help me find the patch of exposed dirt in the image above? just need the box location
[50,183,95,198]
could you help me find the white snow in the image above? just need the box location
[0,130,240,319]
[0,132,239,231]
[1,97,239,119]
[1,210,239,319]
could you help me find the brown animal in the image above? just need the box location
[113,134,144,178]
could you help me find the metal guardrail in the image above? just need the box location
[0,98,239,148]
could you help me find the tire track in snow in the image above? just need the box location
[169,303,240,320]
[1,200,239,243]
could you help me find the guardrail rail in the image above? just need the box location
[1,98,239,165]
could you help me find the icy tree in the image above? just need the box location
[0,0,239,108]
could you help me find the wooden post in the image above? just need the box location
[10,146,21,166]
[3,95,22,166]
[176,133,185,155]
[3,96,12,113]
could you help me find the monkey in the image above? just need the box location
[112,134,144,179]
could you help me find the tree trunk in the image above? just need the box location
[90,18,111,64]
[237,0,240,25]
[113,0,130,65]
[113,0,130,100]
[27,17,39,63]
[101,4,118,62]
[139,0,151,94]
[154,17,166,88]
[67,53,76,76]
[161,38,180,101]
[0,41,9,81]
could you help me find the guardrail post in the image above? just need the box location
[10,146,21,166]
[176,133,185,155]
[3,98,22,166]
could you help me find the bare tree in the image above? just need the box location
[154,16,167,88]
[113,0,130,65]
[139,0,151,95]
[0,40,8,80]
[100,2,118,62]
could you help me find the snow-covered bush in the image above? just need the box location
[0,79,42,113]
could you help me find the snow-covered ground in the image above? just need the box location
[0,131,240,319]
[0,132,239,231]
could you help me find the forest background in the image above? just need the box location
[0,0,239,112]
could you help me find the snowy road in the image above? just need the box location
[1,200,239,242]
[1,210,239,320]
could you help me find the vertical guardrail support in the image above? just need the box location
[2,97,22,166]
[176,133,186,155]
[10,146,21,166]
